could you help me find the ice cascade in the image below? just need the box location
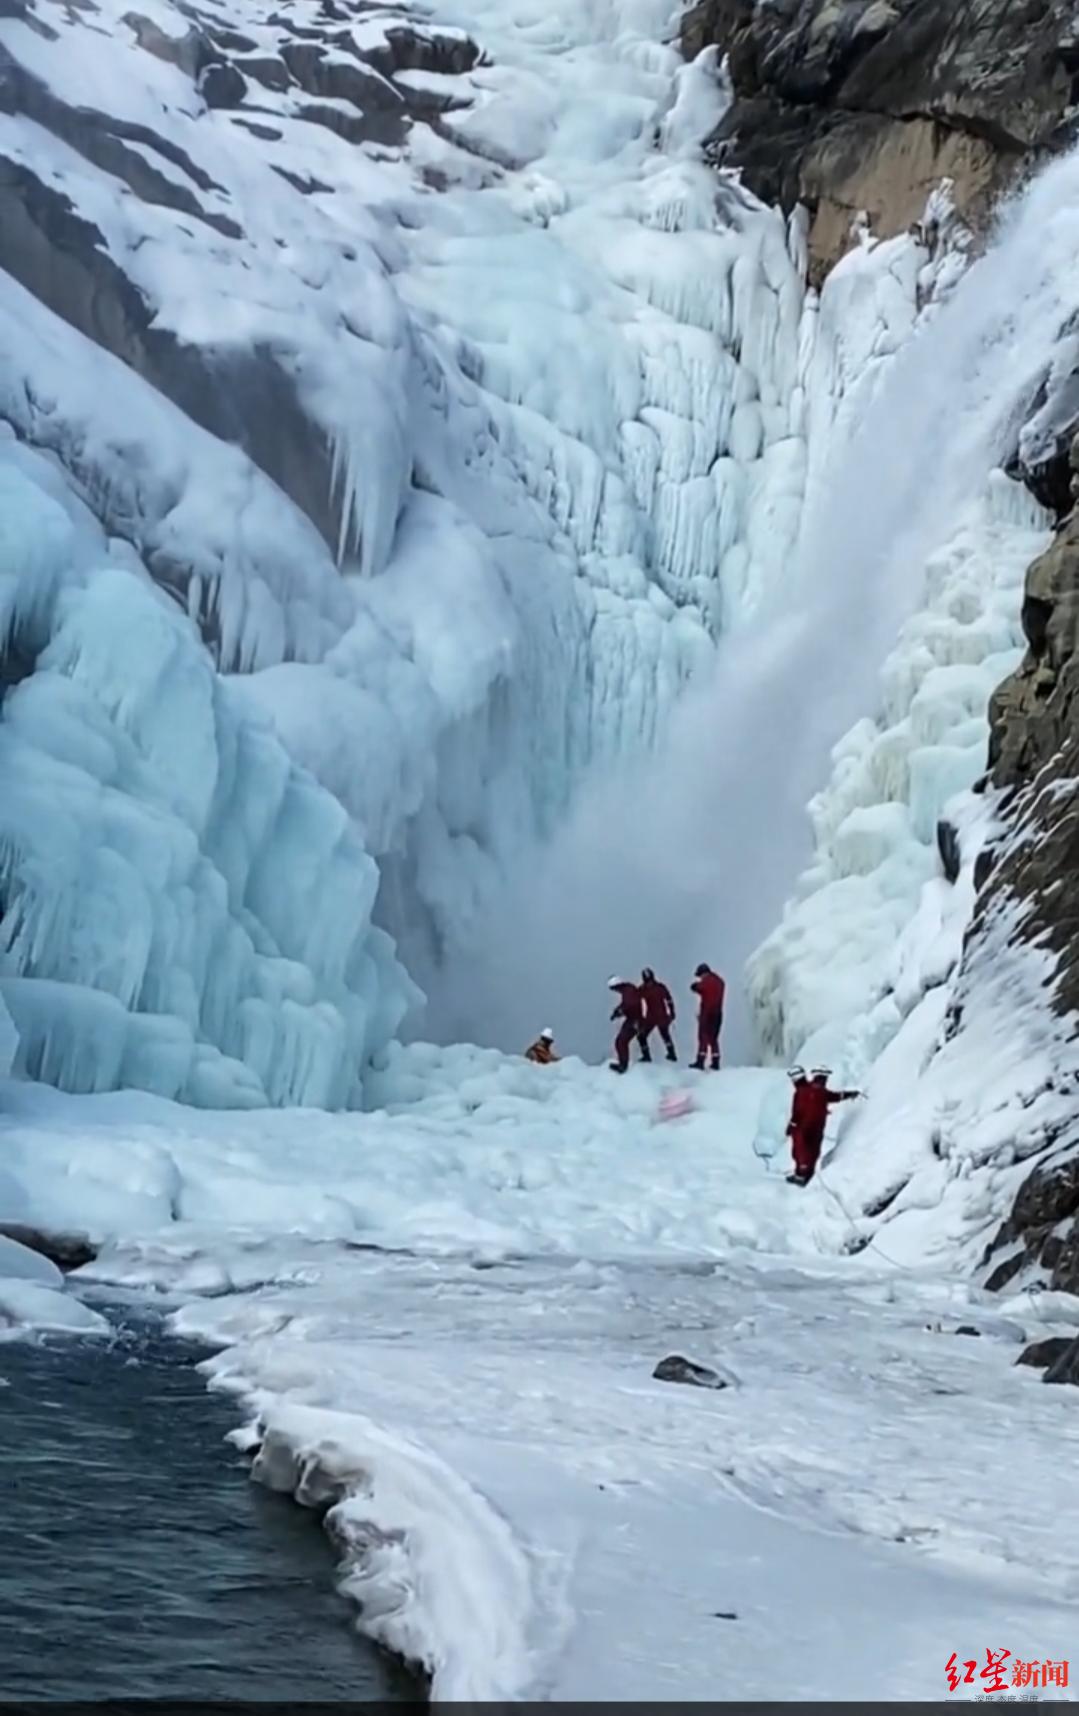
[0,0,818,1101]
[448,150,1079,1062]
[0,441,411,1106]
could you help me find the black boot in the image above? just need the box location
[787,1172,810,1187]
[691,1057,705,1071]
[638,1043,652,1063]
[666,1047,677,1063]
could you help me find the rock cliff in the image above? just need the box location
[973,436,1079,1295]
[683,0,1079,278]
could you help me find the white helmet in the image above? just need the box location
[608,976,625,989]
[787,1065,805,1080]
[811,1066,832,1079]
[540,1028,554,1041]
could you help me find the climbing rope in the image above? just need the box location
[814,1163,922,1273]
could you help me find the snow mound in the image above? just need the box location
[0,1277,110,1338]
[2,1049,800,1266]
[0,1231,62,1287]
[0,1210,108,1338]
[0,1231,109,1339]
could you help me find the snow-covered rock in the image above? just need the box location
[0,1276,110,1338]
[0,1231,63,1287]
[0,1228,109,1337]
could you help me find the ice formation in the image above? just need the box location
[748,472,1052,1069]
[4,0,1079,1117]
[0,439,410,1107]
[0,0,829,1099]
[446,153,1079,1063]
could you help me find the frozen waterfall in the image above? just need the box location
[4,0,1079,1103]
[449,147,1079,1063]
[0,0,805,1103]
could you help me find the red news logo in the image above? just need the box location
[946,1650,1070,1693]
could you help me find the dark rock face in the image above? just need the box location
[1016,1335,1073,1370]
[0,0,484,657]
[0,1222,97,1271]
[937,818,961,885]
[984,1248,1026,1295]
[983,1151,1079,1296]
[972,452,1079,1108]
[198,61,247,109]
[683,0,1079,277]
[653,1354,728,1389]
[988,459,1079,794]
[0,154,348,654]
[1043,1333,1079,1385]
[960,431,1079,1314]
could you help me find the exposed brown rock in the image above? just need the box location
[971,462,1079,1128]
[800,114,1000,281]
[683,0,1078,277]
[989,464,1079,792]
[0,1222,97,1270]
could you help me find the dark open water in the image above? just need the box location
[0,1306,424,1702]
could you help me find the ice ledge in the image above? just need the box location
[209,1385,540,1701]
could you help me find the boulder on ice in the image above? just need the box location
[653,1354,727,1390]
[983,1153,1079,1296]
[1042,1334,1079,1387]
[0,1221,97,1273]
[1015,1335,1073,1371]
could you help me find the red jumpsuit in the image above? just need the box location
[788,1079,857,1180]
[610,983,644,1072]
[639,977,676,1061]
[691,971,725,1069]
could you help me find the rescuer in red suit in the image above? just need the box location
[608,977,643,1073]
[638,968,677,1063]
[690,963,725,1071]
[786,1066,860,1185]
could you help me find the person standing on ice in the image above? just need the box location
[786,1066,860,1186]
[690,963,725,1070]
[608,977,644,1073]
[638,968,677,1062]
[525,1028,560,1065]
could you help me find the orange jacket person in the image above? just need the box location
[525,1029,559,1065]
